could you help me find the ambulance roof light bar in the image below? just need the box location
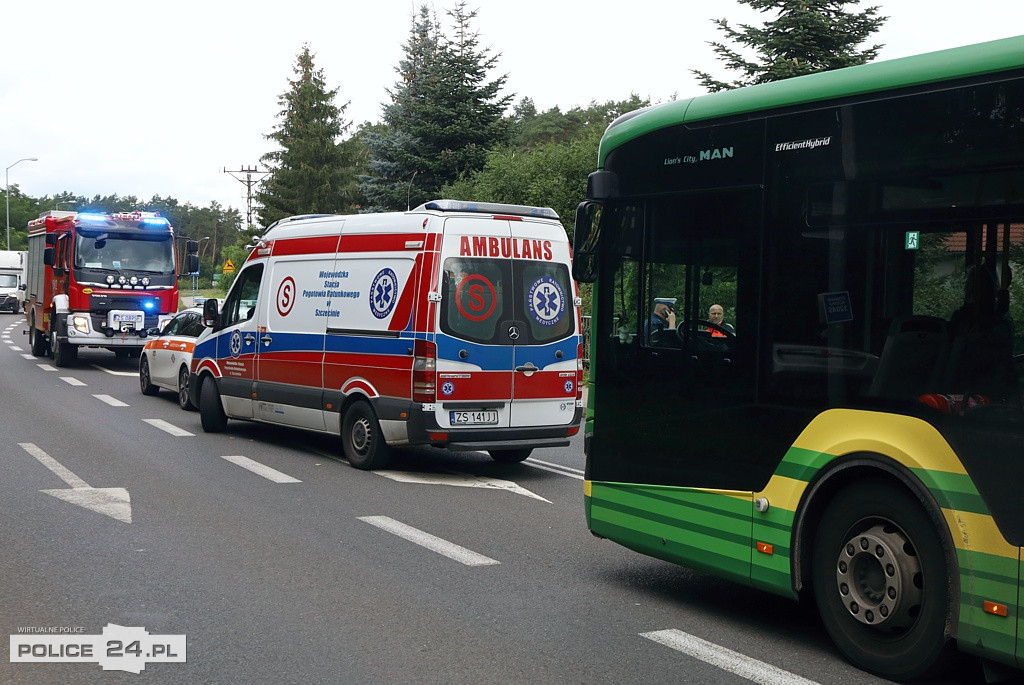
[419,199,559,220]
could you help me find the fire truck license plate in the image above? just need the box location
[450,410,499,426]
[110,311,144,329]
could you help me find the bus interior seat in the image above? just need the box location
[868,315,948,401]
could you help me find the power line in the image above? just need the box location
[223,165,269,230]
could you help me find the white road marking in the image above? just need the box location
[525,458,584,480]
[640,629,821,685]
[91,364,137,377]
[358,515,499,567]
[21,354,34,360]
[375,470,550,502]
[60,376,86,386]
[220,455,301,483]
[36,363,57,371]
[9,345,22,351]
[142,419,195,437]
[93,394,129,407]
[17,443,133,524]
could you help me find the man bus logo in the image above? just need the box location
[369,268,398,320]
[528,276,565,327]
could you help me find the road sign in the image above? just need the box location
[222,258,236,273]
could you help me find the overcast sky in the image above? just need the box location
[2,0,1021,218]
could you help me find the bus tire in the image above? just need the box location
[199,376,227,433]
[488,448,532,463]
[342,401,391,470]
[811,479,955,681]
[139,357,159,396]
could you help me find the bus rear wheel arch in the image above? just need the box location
[810,478,956,681]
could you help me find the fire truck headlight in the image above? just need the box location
[117,275,127,285]
[141,277,151,286]
[129,276,139,286]
[70,315,91,334]
[106,275,116,285]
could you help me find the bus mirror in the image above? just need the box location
[184,254,199,275]
[202,297,220,328]
[572,201,602,283]
[186,240,199,253]
[43,247,55,267]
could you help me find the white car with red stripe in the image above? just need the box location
[140,307,203,410]
[188,200,583,470]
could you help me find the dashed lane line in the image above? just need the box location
[358,515,500,567]
[640,629,821,685]
[220,455,301,483]
[142,419,195,437]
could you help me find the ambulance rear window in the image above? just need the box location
[440,257,573,345]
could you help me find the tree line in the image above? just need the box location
[5,0,885,289]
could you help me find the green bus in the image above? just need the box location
[573,35,1024,681]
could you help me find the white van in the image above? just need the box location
[189,200,583,469]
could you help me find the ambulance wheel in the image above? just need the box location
[199,376,227,433]
[139,357,160,396]
[342,401,391,470]
[177,366,195,411]
[488,448,532,463]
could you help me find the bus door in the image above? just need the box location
[595,189,766,491]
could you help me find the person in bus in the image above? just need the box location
[646,298,676,339]
[707,304,735,337]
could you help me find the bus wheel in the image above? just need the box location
[199,376,227,433]
[139,357,159,396]
[811,480,954,681]
[342,401,391,470]
[488,448,532,463]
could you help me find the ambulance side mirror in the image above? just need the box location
[202,298,220,329]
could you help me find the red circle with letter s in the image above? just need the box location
[276,276,296,317]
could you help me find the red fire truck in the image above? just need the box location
[25,210,198,366]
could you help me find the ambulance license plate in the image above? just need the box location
[450,410,498,426]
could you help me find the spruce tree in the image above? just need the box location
[692,0,887,92]
[361,3,512,211]
[258,45,356,227]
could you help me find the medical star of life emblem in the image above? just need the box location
[229,330,243,358]
[370,268,398,320]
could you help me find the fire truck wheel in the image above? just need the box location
[488,449,533,463]
[139,357,160,396]
[199,376,228,432]
[29,322,47,357]
[177,366,195,411]
[342,401,391,470]
[50,331,77,368]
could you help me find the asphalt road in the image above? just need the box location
[0,314,989,684]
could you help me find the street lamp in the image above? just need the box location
[5,157,39,250]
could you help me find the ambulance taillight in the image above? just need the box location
[413,339,437,402]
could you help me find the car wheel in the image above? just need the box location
[488,448,532,463]
[811,479,956,681]
[140,356,159,396]
[342,401,391,470]
[177,365,194,410]
[199,376,227,432]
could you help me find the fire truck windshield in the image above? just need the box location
[74,231,174,273]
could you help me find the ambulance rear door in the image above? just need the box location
[436,217,515,430]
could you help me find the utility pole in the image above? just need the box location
[223,165,268,231]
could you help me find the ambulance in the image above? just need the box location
[189,200,583,469]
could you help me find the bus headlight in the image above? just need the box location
[70,314,91,334]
